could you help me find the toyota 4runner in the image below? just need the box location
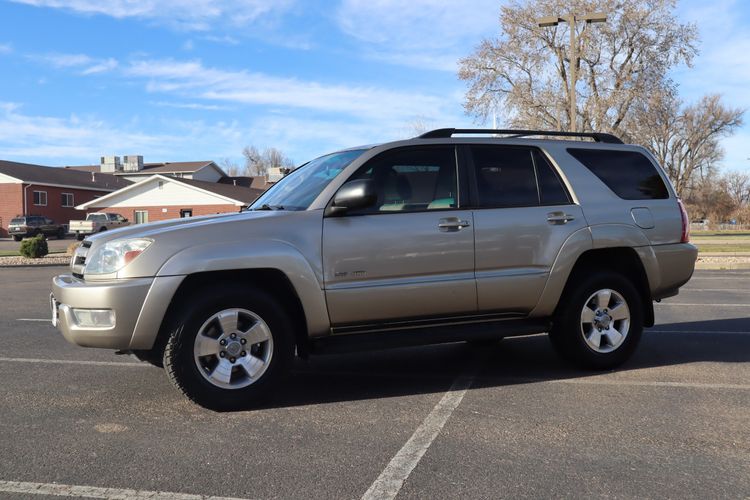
[51,129,698,410]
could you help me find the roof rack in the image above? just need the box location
[417,128,623,144]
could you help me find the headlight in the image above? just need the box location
[85,238,153,275]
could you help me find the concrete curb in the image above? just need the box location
[0,263,69,268]
[695,262,750,270]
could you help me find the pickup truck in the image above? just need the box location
[51,128,697,411]
[69,212,129,240]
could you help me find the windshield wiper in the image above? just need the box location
[254,204,285,211]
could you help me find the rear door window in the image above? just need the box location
[568,148,669,200]
[469,146,539,208]
[533,150,571,205]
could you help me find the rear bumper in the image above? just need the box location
[51,274,184,350]
[650,243,698,299]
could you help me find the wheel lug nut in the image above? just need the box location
[219,351,225,358]
[240,338,247,345]
[219,339,226,346]
[240,351,246,357]
[229,357,236,363]
[230,333,236,339]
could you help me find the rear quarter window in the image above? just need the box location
[567,148,669,200]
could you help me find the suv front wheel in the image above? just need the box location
[163,285,294,411]
[549,272,643,370]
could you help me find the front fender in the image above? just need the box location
[157,240,330,338]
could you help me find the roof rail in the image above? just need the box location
[417,128,623,144]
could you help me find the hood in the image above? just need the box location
[85,210,284,245]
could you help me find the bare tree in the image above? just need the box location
[459,0,698,134]
[633,93,743,195]
[242,146,295,177]
[723,170,750,207]
[218,157,241,177]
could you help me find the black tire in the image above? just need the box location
[163,285,294,411]
[131,349,164,368]
[76,234,85,241]
[57,228,66,239]
[12,235,22,242]
[99,226,107,232]
[549,271,643,370]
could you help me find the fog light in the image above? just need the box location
[72,309,115,328]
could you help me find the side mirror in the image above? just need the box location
[325,179,377,216]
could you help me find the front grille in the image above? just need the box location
[71,241,91,279]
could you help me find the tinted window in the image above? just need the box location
[568,148,669,200]
[470,146,538,208]
[10,218,25,225]
[350,147,457,213]
[534,150,571,205]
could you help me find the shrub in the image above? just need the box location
[67,241,81,256]
[19,234,49,259]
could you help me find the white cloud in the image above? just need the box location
[30,52,119,75]
[150,101,228,111]
[10,0,295,31]
[123,58,458,123]
[335,0,500,71]
[0,102,246,163]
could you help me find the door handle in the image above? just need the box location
[438,218,471,231]
[547,212,575,225]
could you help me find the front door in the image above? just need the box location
[322,146,476,326]
[467,145,587,313]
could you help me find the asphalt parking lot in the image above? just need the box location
[0,267,748,499]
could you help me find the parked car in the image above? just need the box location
[8,215,66,241]
[51,128,698,410]
[69,212,129,240]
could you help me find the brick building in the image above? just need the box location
[76,174,264,223]
[0,160,130,238]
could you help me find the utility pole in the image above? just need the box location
[537,13,607,133]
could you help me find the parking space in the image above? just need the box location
[0,267,748,498]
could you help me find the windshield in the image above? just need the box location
[250,149,367,211]
[10,218,25,225]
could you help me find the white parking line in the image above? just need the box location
[682,289,750,292]
[361,372,476,500]
[553,378,750,391]
[0,357,145,367]
[656,303,750,307]
[649,330,750,335]
[0,480,245,499]
[17,318,51,322]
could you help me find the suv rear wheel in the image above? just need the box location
[12,235,22,242]
[163,285,293,411]
[549,272,643,370]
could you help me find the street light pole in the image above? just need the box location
[537,13,607,133]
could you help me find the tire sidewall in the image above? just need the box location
[551,272,643,370]
[164,286,293,410]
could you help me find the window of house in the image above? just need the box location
[61,193,74,207]
[33,191,47,206]
[134,210,149,224]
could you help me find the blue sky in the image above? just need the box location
[0,0,747,172]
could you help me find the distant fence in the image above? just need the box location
[691,222,750,232]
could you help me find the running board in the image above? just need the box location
[310,317,551,355]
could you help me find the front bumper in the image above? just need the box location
[51,274,154,349]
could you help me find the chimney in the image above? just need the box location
[123,155,144,172]
[100,156,121,173]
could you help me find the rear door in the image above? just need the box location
[466,145,587,314]
[322,145,476,326]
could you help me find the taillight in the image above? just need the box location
[678,199,690,243]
